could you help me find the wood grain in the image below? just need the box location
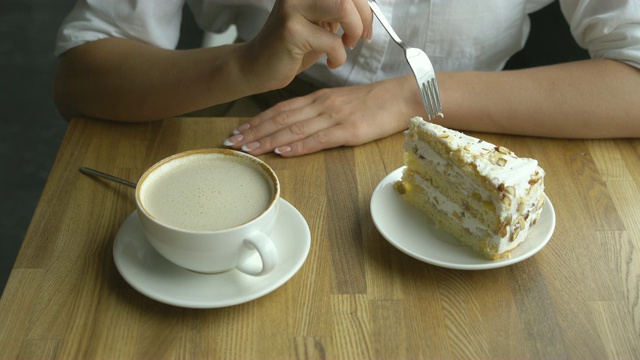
[1,117,639,359]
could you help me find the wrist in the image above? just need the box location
[201,44,263,102]
[231,42,297,95]
[393,75,429,122]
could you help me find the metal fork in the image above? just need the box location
[368,0,443,120]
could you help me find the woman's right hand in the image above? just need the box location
[240,0,373,93]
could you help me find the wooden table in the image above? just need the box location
[1,117,639,359]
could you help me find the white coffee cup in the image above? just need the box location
[135,149,279,275]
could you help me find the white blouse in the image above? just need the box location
[55,0,640,87]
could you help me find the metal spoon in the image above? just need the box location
[79,167,137,188]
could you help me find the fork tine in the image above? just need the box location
[427,82,437,119]
[420,82,435,120]
[427,79,442,117]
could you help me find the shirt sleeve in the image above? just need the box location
[560,0,640,68]
[54,0,186,56]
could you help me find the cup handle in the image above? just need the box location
[235,232,278,276]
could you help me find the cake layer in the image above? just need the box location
[396,174,497,257]
[404,149,501,232]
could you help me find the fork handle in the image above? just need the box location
[368,0,406,49]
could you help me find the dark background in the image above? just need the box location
[0,1,588,296]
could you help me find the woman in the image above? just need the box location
[54,0,640,157]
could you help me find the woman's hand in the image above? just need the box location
[239,0,373,93]
[53,0,372,122]
[224,76,422,157]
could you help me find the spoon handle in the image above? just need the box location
[79,167,137,188]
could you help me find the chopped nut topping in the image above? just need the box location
[502,195,512,208]
[483,201,496,212]
[510,227,521,242]
[529,173,542,185]
[504,186,516,197]
[507,217,524,242]
[499,215,513,238]
[499,223,508,238]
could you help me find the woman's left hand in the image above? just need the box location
[224,76,421,157]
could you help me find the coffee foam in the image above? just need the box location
[139,153,275,232]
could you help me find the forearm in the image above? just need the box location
[53,0,374,123]
[434,59,640,138]
[53,38,259,122]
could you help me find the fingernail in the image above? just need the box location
[274,146,291,155]
[233,123,250,134]
[242,142,260,152]
[223,133,243,146]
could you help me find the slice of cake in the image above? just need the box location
[395,117,546,260]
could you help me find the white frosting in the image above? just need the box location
[409,117,541,193]
[412,175,487,236]
[404,117,546,255]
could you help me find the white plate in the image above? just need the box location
[370,167,556,270]
[113,199,311,308]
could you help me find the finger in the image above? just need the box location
[335,1,363,49]
[275,125,352,157]
[351,0,373,40]
[224,97,318,150]
[302,0,363,49]
[243,106,319,147]
[296,18,348,69]
[232,108,338,155]
[319,21,340,34]
[234,95,315,137]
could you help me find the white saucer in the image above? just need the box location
[113,199,311,308]
[370,167,556,270]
